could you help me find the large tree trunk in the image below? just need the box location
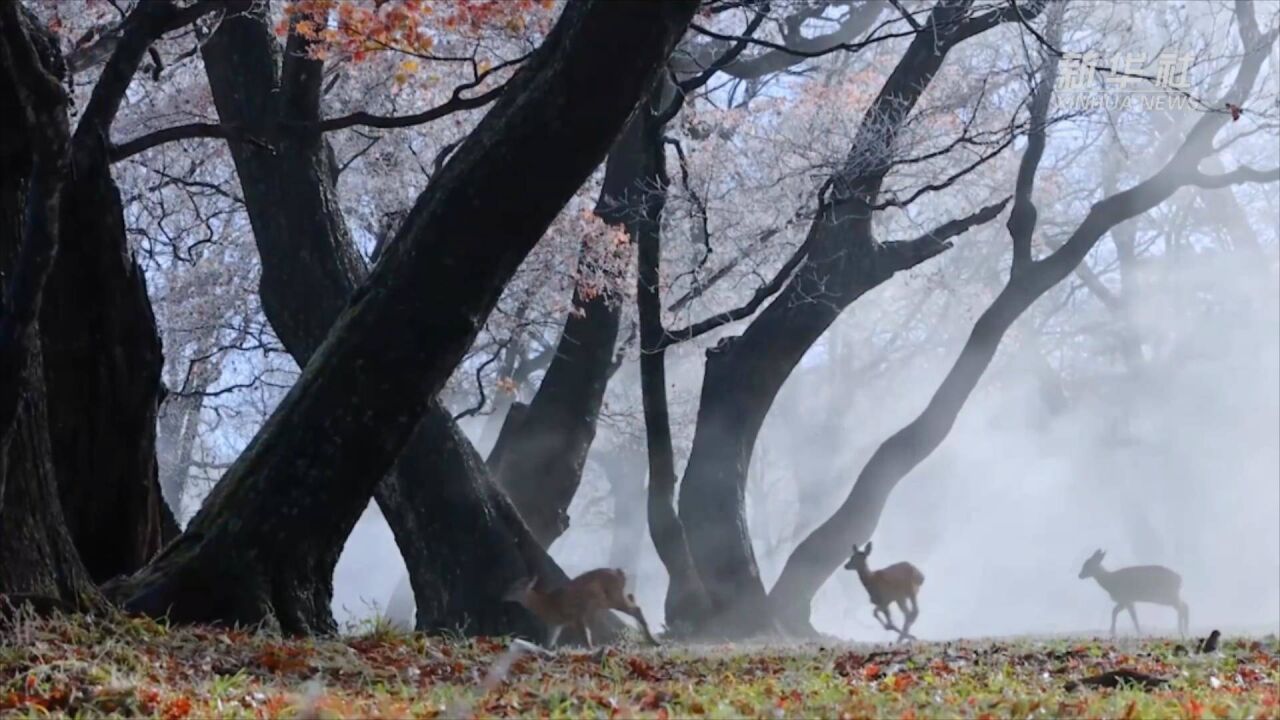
[376,403,566,636]
[673,0,1023,636]
[39,143,166,584]
[192,3,626,639]
[0,4,100,609]
[0,367,99,608]
[110,0,697,634]
[3,0,190,590]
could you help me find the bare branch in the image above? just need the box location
[1006,1,1063,274]
[110,122,269,162]
[454,341,509,421]
[677,7,768,92]
[316,80,506,133]
[77,0,233,143]
[657,241,810,350]
[881,196,1012,273]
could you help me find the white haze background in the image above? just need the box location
[334,243,1280,641]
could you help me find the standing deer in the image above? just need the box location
[1078,549,1189,637]
[503,568,659,649]
[844,542,924,642]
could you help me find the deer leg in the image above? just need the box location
[878,605,903,639]
[872,606,890,630]
[546,624,564,649]
[899,597,919,642]
[1176,601,1189,638]
[1126,604,1141,635]
[1110,604,1123,638]
[578,621,593,650]
[624,606,660,646]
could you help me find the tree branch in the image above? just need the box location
[77,0,231,144]
[109,122,270,162]
[316,80,507,133]
[677,7,768,92]
[881,196,1012,273]
[1006,1,1062,275]
[657,240,810,350]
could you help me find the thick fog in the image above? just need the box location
[332,237,1278,640]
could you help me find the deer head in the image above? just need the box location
[1078,548,1106,579]
[844,542,873,571]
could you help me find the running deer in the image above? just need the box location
[503,568,659,649]
[1078,549,1189,637]
[844,542,924,642]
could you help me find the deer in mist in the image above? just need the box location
[503,568,659,649]
[1078,549,1190,637]
[844,542,925,642]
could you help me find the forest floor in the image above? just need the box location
[1,611,1277,719]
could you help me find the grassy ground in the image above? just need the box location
[1,611,1277,718]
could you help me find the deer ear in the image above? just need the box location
[864,541,873,554]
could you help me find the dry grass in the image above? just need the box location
[1,610,1277,718]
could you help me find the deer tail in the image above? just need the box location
[913,567,925,587]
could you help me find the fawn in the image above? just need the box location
[503,568,659,649]
[844,542,924,642]
[1078,549,1189,637]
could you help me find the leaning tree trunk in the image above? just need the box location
[194,4,623,639]
[109,0,698,634]
[0,4,100,609]
[377,403,573,636]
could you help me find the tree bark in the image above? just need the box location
[0,4,100,609]
[110,0,697,634]
[674,0,1028,636]
[27,0,204,587]
[39,143,166,584]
